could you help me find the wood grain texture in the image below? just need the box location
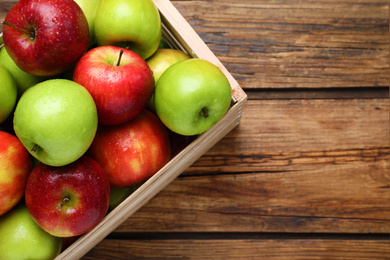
[171,0,389,89]
[115,160,389,233]
[83,238,390,260]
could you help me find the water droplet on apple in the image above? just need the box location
[52,17,59,24]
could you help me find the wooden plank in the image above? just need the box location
[171,0,389,89]
[202,99,389,157]
[114,159,389,233]
[82,238,390,259]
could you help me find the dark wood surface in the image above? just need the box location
[1,0,389,259]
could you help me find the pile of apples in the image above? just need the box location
[0,0,232,258]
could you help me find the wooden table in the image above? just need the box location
[1,0,389,259]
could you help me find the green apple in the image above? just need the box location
[0,65,17,124]
[13,79,98,167]
[147,49,191,83]
[0,47,49,96]
[146,49,191,113]
[158,38,173,49]
[73,0,100,45]
[109,184,140,211]
[93,0,162,59]
[154,58,232,136]
[0,203,62,260]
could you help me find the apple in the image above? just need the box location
[73,0,100,45]
[146,48,191,112]
[147,49,191,84]
[2,0,90,76]
[25,155,111,237]
[93,0,162,59]
[73,46,154,125]
[109,184,141,211]
[158,38,173,49]
[0,131,32,216]
[0,47,51,96]
[0,203,62,260]
[13,79,98,167]
[154,58,232,136]
[0,66,17,124]
[88,109,171,188]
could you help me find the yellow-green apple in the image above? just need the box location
[88,110,171,188]
[154,58,232,136]
[0,203,62,260]
[25,156,111,237]
[73,46,154,125]
[13,79,98,167]
[0,40,50,96]
[146,48,191,112]
[147,49,191,83]
[2,0,90,76]
[93,0,162,59]
[73,0,100,45]
[0,66,17,124]
[0,131,32,216]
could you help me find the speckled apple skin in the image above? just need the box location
[3,0,90,76]
[25,156,110,237]
[0,131,32,216]
[88,110,171,188]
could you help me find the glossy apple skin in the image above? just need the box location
[88,110,171,188]
[0,66,17,124]
[2,0,89,76]
[73,0,100,45]
[0,131,32,216]
[0,48,50,96]
[13,79,98,167]
[155,58,232,136]
[147,49,191,83]
[25,156,111,237]
[73,46,154,125]
[93,0,161,59]
[0,203,62,260]
[146,48,191,113]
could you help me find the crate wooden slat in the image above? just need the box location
[55,0,247,259]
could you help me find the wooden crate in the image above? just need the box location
[1,0,246,258]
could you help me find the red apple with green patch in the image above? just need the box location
[25,156,110,237]
[0,131,33,216]
[73,46,154,125]
[2,0,90,76]
[88,110,171,188]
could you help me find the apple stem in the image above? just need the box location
[2,20,35,39]
[31,144,38,153]
[116,49,124,66]
[201,107,209,118]
[57,197,70,211]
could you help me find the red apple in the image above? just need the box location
[88,110,171,188]
[25,156,110,237]
[2,0,90,76]
[0,131,32,216]
[73,46,154,125]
